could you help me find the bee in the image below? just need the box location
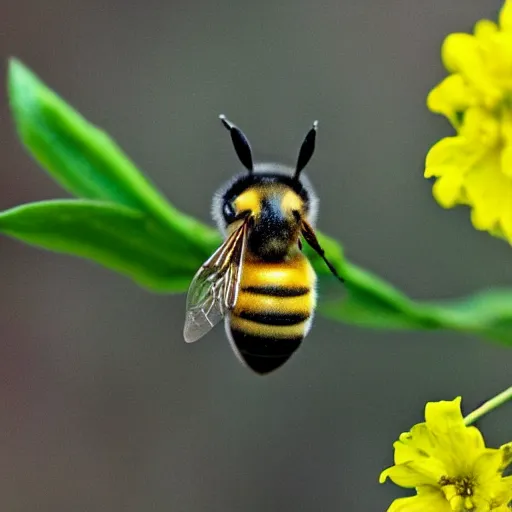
[183,115,343,374]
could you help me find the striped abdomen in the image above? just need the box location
[227,253,316,374]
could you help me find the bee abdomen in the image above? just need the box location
[228,255,316,374]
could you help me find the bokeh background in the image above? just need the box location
[1,0,511,510]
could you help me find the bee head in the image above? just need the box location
[213,116,319,240]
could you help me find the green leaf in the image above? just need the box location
[418,290,512,345]
[322,265,512,346]
[321,261,431,330]
[7,58,217,251]
[0,200,208,291]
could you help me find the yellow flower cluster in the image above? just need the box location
[380,397,512,511]
[425,0,512,243]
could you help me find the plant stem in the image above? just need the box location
[464,386,512,426]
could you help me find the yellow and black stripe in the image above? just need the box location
[227,254,316,374]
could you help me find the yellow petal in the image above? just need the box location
[487,475,512,510]
[500,0,512,32]
[425,136,467,172]
[442,35,504,108]
[424,397,480,467]
[424,136,469,189]
[427,75,475,121]
[380,460,444,488]
[397,423,438,460]
[426,113,499,211]
[394,440,428,465]
[466,426,486,451]
[499,441,512,471]
[497,475,512,503]
[474,19,499,40]
[407,458,448,484]
[386,489,450,512]
[442,33,481,74]
[483,33,512,87]
[473,449,504,484]
[463,145,512,243]
[424,397,464,432]
[464,150,504,224]
[432,174,465,208]
[464,150,501,207]
[471,206,497,232]
[380,465,422,487]
[471,202,505,240]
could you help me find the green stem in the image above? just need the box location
[463,386,512,426]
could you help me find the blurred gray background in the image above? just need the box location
[1,0,511,510]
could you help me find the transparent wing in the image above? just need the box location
[183,220,248,343]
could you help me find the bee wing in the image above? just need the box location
[183,219,248,343]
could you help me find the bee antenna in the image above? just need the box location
[219,114,254,173]
[294,120,318,179]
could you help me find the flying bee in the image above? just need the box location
[183,115,343,374]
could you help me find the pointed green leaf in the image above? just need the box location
[7,58,216,251]
[322,265,512,346]
[418,290,512,345]
[321,268,429,330]
[0,200,209,291]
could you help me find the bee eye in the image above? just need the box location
[223,201,236,221]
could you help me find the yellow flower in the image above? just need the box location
[425,0,512,243]
[380,397,512,512]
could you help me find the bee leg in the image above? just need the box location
[301,221,344,283]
